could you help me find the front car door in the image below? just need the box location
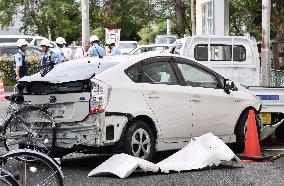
[141,57,193,145]
[172,57,236,138]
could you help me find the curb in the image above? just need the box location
[4,86,14,92]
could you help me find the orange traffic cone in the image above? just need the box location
[0,77,6,101]
[241,109,264,162]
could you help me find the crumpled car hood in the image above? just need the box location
[19,60,118,83]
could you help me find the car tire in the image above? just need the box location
[235,110,260,153]
[123,120,155,161]
[275,123,284,142]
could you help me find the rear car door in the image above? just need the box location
[172,57,235,137]
[141,57,193,143]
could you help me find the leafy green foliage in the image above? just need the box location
[0,0,81,44]
[0,55,41,86]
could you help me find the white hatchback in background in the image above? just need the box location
[0,35,56,48]
[129,44,173,55]
[118,41,139,54]
[15,54,261,160]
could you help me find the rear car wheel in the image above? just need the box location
[123,120,155,160]
[235,110,260,153]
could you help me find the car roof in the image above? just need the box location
[138,44,173,47]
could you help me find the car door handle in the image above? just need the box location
[191,98,201,103]
[147,92,159,99]
[148,95,159,99]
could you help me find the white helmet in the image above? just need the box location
[55,37,66,45]
[39,39,51,47]
[90,35,99,42]
[106,38,115,45]
[16,39,29,47]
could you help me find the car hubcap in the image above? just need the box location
[131,128,151,159]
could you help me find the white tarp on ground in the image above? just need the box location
[88,132,240,178]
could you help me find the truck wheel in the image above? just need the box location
[123,120,155,161]
[235,110,260,153]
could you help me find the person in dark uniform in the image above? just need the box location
[14,39,29,80]
[39,39,57,77]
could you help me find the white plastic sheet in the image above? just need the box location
[88,132,239,178]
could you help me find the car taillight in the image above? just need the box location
[90,79,111,114]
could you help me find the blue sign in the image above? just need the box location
[256,95,279,100]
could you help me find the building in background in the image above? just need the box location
[196,0,229,36]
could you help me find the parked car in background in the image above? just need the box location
[0,43,42,57]
[0,35,56,48]
[129,44,172,55]
[7,54,261,161]
[118,41,139,54]
[155,35,177,44]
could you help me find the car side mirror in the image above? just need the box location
[224,79,235,94]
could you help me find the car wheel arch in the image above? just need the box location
[111,113,158,153]
[234,106,258,133]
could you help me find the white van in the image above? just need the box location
[0,35,56,48]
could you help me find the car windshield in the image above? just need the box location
[156,37,176,44]
[119,43,138,49]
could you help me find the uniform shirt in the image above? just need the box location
[75,47,90,59]
[14,50,27,79]
[14,50,25,67]
[90,43,106,57]
[110,47,121,56]
[41,49,57,67]
[52,47,65,63]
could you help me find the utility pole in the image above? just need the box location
[191,0,196,36]
[261,0,271,86]
[167,19,171,35]
[81,0,90,46]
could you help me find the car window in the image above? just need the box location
[142,62,178,85]
[177,63,219,88]
[194,44,246,62]
[26,47,42,56]
[125,65,141,83]
[0,47,18,56]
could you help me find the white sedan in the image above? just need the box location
[15,54,261,160]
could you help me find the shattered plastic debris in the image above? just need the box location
[87,153,159,178]
[157,132,240,173]
[260,119,284,140]
[88,132,240,178]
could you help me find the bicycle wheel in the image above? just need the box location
[1,149,64,186]
[0,169,19,186]
[2,106,56,155]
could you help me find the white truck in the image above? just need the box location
[174,35,284,141]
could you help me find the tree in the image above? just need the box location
[0,0,81,44]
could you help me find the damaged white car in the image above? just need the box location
[1,54,261,160]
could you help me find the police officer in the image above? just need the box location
[40,39,57,76]
[14,39,29,81]
[53,37,66,63]
[106,39,121,56]
[89,35,106,58]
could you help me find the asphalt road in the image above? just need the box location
[1,97,284,186]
